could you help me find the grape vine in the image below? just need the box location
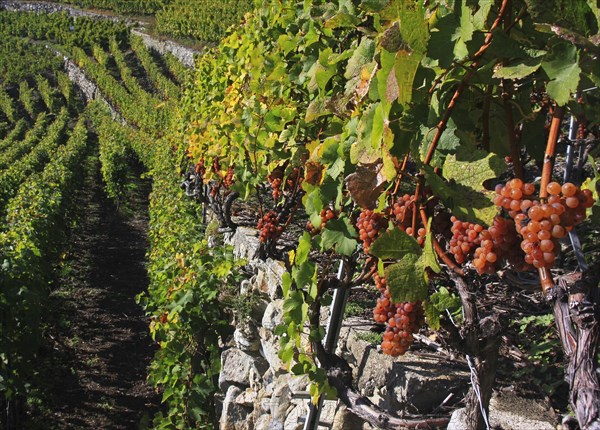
[180,0,600,428]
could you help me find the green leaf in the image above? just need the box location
[292,261,317,291]
[542,41,581,106]
[369,228,421,260]
[423,225,441,274]
[283,290,307,324]
[360,0,388,13]
[306,96,330,122]
[351,104,381,164]
[423,301,440,330]
[493,57,542,80]
[324,12,362,29]
[419,122,460,167]
[385,254,428,303]
[425,166,498,226]
[344,38,376,80]
[424,287,461,329]
[279,339,295,363]
[525,0,599,36]
[442,147,505,191]
[296,232,312,266]
[321,218,358,256]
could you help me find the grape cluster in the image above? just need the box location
[495,180,594,270]
[373,272,386,293]
[223,166,234,188]
[390,194,415,226]
[257,210,283,243]
[372,276,423,356]
[388,195,427,246]
[448,214,524,274]
[306,208,337,234]
[577,120,587,140]
[449,217,483,264]
[356,209,387,252]
[284,167,303,193]
[493,178,536,218]
[211,157,221,174]
[195,158,206,176]
[269,176,282,200]
[472,216,521,274]
[209,184,218,198]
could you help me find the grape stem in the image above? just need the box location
[391,153,410,196]
[423,0,510,166]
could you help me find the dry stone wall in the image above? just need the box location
[131,29,198,68]
[0,1,200,67]
[0,1,126,22]
[220,228,474,430]
[221,227,560,430]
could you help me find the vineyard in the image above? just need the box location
[0,1,599,430]
[42,0,254,42]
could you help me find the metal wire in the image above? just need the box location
[466,355,491,430]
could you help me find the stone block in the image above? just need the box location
[218,348,269,392]
[219,386,253,430]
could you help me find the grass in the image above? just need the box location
[355,331,383,346]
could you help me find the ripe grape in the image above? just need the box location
[390,194,415,228]
[270,177,282,200]
[373,276,423,357]
[257,210,283,243]
[356,209,387,253]
[449,216,483,264]
[223,166,234,188]
[493,180,595,271]
[284,167,303,193]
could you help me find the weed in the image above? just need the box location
[355,331,383,345]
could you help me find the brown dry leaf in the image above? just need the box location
[304,161,324,186]
[268,161,288,181]
[345,164,387,209]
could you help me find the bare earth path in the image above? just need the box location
[24,152,160,429]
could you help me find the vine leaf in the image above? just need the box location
[351,103,381,164]
[424,287,461,330]
[425,166,497,226]
[442,147,505,191]
[283,290,309,324]
[420,121,461,167]
[525,0,599,36]
[304,161,324,186]
[345,164,387,209]
[292,261,317,295]
[370,227,421,260]
[321,218,358,256]
[423,225,441,274]
[306,96,330,122]
[295,232,312,266]
[380,22,406,52]
[344,37,376,80]
[385,254,428,303]
[493,57,542,79]
[541,41,581,106]
[324,12,362,29]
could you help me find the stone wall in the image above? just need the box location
[131,29,199,68]
[57,51,124,123]
[0,1,127,22]
[219,228,474,430]
[220,227,560,430]
[0,1,200,67]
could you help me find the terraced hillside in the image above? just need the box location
[0,2,599,430]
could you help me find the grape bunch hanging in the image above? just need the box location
[372,273,423,357]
